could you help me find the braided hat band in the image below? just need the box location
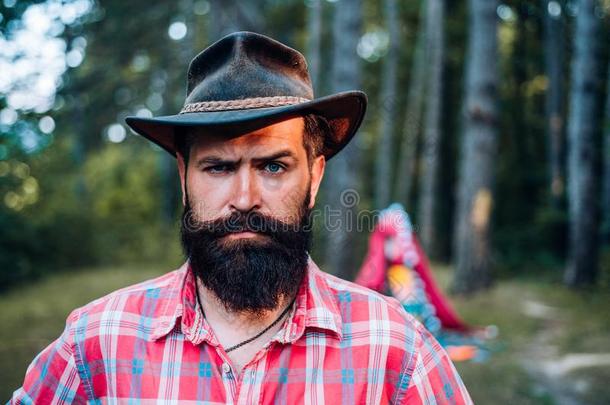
[180,96,311,113]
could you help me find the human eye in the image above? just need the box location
[204,164,232,174]
[263,162,286,174]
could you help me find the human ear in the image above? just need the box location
[308,155,325,209]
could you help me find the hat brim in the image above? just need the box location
[125,90,366,160]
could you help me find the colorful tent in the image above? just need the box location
[355,204,494,361]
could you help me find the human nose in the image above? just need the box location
[229,168,262,212]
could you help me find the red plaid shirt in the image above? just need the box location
[11,259,472,404]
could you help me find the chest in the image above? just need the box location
[80,331,396,404]
[224,339,268,375]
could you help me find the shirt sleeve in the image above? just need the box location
[9,311,88,405]
[399,326,473,405]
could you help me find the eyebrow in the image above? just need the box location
[195,149,298,168]
[251,150,298,164]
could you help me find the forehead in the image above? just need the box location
[188,116,305,157]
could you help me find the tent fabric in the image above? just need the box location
[355,204,470,332]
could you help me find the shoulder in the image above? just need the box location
[317,267,422,329]
[313,269,446,390]
[313,267,428,352]
[316,269,471,403]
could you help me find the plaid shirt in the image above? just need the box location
[10,259,472,404]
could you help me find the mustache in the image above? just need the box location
[182,209,311,237]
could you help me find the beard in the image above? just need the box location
[180,190,313,317]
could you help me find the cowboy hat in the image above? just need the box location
[125,31,367,160]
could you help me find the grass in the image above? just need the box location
[1,263,609,403]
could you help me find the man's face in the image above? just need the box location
[177,117,325,315]
[178,117,324,228]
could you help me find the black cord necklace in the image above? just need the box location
[195,285,296,353]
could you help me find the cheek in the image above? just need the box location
[260,164,311,195]
[261,173,310,214]
[259,175,288,194]
[186,176,230,220]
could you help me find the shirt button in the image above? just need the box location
[222,363,231,374]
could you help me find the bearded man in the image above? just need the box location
[11,32,472,404]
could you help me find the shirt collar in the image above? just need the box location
[150,258,343,344]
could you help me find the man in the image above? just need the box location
[11,32,472,404]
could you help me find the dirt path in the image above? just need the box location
[519,299,609,405]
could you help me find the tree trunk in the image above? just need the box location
[306,0,322,95]
[543,0,566,206]
[394,1,427,207]
[603,62,610,244]
[564,0,603,287]
[324,0,363,280]
[374,0,399,209]
[509,2,529,188]
[451,0,499,295]
[417,0,445,256]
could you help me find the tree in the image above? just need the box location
[374,0,399,210]
[564,0,604,287]
[324,0,363,280]
[394,1,427,207]
[603,61,610,244]
[306,0,322,95]
[451,0,499,294]
[417,0,445,255]
[543,0,567,207]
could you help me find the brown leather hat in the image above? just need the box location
[125,31,367,160]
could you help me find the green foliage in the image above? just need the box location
[0,208,41,287]
[82,144,177,263]
[0,151,55,287]
[494,204,568,275]
[0,137,182,290]
[1,0,189,289]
